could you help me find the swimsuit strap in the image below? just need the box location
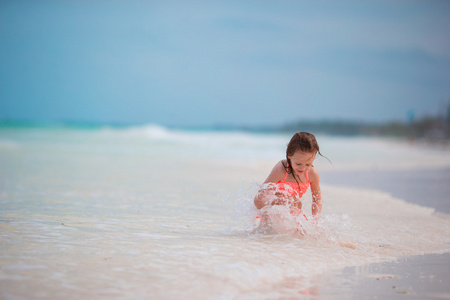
[283,168,289,181]
[283,163,310,183]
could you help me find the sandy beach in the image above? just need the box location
[318,168,450,299]
[1,128,450,299]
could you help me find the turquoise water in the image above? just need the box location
[1,125,450,299]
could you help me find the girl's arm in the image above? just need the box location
[254,161,285,209]
[254,188,271,209]
[309,168,322,216]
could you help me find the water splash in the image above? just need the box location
[221,181,359,249]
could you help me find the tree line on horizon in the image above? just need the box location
[274,117,449,140]
[231,104,450,141]
[274,105,450,141]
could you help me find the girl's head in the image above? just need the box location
[286,132,320,157]
[285,132,322,175]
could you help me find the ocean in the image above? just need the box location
[1,125,450,299]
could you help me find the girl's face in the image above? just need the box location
[288,151,316,174]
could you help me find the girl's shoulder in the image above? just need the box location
[264,160,287,183]
[276,159,289,174]
[307,166,320,183]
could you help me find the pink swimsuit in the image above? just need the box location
[255,168,310,222]
[276,169,310,197]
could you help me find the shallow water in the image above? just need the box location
[1,125,450,299]
[322,168,450,214]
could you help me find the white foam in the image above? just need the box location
[119,124,174,140]
[94,125,450,171]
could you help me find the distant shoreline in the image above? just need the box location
[1,117,449,142]
[212,115,450,142]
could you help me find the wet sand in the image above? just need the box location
[318,168,450,299]
[318,252,450,299]
[321,168,450,214]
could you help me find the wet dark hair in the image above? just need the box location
[286,132,321,158]
[282,132,328,186]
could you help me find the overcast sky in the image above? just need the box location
[1,0,449,127]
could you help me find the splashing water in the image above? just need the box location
[222,181,361,248]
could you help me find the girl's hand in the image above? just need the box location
[271,193,300,208]
[271,193,288,205]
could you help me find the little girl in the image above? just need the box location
[254,132,323,221]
